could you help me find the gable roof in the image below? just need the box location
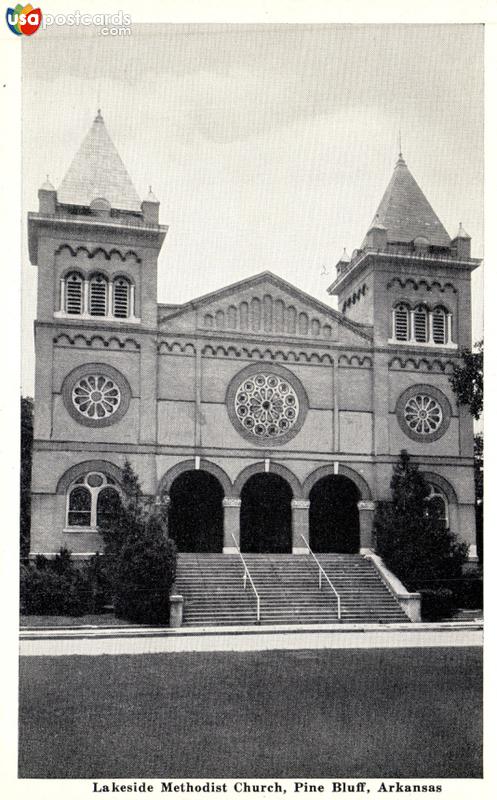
[363,154,451,248]
[159,270,372,341]
[57,111,142,212]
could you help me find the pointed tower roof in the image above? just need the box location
[362,152,451,248]
[57,111,142,212]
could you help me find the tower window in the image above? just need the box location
[113,277,131,318]
[394,304,409,341]
[432,306,447,345]
[89,274,108,316]
[413,305,428,343]
[65,272,83,315]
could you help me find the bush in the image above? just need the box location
[453,576,483,609]
[420,588,455,621]
[375,451,468,591]
[114,510,177,625]
[99,460,177,625]
[20,548,106,616]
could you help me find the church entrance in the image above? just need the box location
[169,470,224,552]
[309,475,360,553]
[240,473,293,553]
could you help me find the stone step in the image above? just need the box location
[175,552,408,626]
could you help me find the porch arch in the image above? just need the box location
[233,461,302,498]
[158,458,234,498]
[302,463,372,500]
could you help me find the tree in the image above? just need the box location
[20,397,34,561]
[449,339,483,420]
[99,460,177,624]
[374,450,468,591]
[474,432,483,562]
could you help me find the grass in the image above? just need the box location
[20,614,130,628]
[19,647,482,779]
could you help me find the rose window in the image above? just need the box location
[403,394,443,436]
[72,374,121,420]
[234,373,300,438]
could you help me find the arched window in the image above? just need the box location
[432,306,448,345]
[65,272,83,315]
[67,485,91,527]
[89,274,108,316]
[113,277,131,318]
[393,303,410,341]
[96,486,121,529]
[425,483,449,529]
[413,305,428,343]
[66,472,120,529]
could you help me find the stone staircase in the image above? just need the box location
[174,553,409,627]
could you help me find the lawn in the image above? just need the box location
[20,614,130,628]
[19,647,482,779]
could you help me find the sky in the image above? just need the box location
[21,23,483,394]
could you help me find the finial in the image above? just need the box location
[95,108,103,122]
[456,222,470,239]
[41,174,55,191]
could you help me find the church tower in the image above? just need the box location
[328,152,481,558]
[28,112,167,556]
[328,151,479,349]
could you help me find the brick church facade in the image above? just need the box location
[28,112,480,561]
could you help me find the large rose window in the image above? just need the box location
[234,373,300,439]
[403,394,443,436]
[72,374,121,420]
[228,366,307,444]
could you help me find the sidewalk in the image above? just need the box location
[20,620,483,656]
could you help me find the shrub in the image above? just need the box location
[375,451,468,592]
[453,576,483,609]
[99,460,177,625]
[20,548,104,616]
[420,588,455,621]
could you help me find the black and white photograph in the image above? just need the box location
[3,2,489,794]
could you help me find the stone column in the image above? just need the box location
[357,500,376,553]
[291,499,310,554]
[223,498,241,553]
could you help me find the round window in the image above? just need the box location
[62,363,131,428]
[396,384,451,443]
[227,364,308,445]
[72,375,121,420]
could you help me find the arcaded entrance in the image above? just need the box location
[309,475,360,553]
[169,470,224,552]
[240,473,293,553]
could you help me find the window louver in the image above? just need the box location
[89,276,107,316]
[413,307,428,343]
[113,279,130,318]
[394,306,409,341]
[65,274,83,314]
[432,309,447,345]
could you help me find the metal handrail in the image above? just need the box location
[230,533,261,623]
[300,534,341,621]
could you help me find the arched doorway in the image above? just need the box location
[240,473,292,553]
[169,470,224,552]
[309,475,360,553]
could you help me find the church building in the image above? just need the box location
[28,112,480,565]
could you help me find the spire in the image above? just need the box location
[57,113,142,212]
[40,175,55,192]
[362,152,451,248]
[455,222,470,239]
